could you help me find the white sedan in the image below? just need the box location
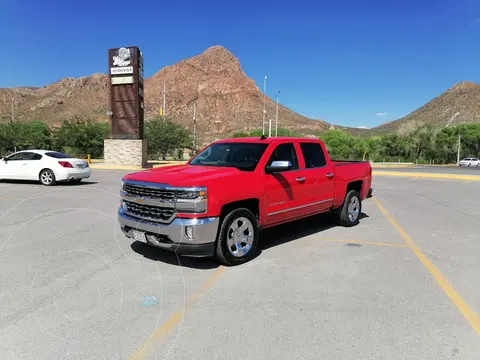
[458,158,480,167]
[0,150,91,186]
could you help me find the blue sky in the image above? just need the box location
[1,0,480,128]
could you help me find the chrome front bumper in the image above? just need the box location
[118,206,219,257]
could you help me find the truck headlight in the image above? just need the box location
[175,187,207,213]
[176,189,207,200]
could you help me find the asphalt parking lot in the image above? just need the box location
[0,170,479,360]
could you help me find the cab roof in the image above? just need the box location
[214,136,319,144]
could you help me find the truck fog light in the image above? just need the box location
[185,226,193,240]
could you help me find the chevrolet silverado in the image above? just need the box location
[118,136,373,265]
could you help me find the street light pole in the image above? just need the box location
[163,83,166,116]
[11,95,14,125]
[275,90,280,137]
[262,76,267,135]
[193,102,197,153]
[457,134,461,164]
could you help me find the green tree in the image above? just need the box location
[14,121,53,150]
[54,118,109,158]
[0,121,53,155]
[0,124,15,156]
[319,129,357,159]
[145,117,192,160]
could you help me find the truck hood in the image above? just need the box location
[122,165,244,186]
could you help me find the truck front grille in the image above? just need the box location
[124,201,176,223]
[124,183,176,201]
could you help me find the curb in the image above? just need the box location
[89,165,144,170]
[89,162,187,171]
[373,171,480,181]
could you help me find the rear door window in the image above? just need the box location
[299,142,327,168]
[45,152,72,159]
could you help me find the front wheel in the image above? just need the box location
[39,169,56,186]
[215,208,259,266]
[335,190,362,227]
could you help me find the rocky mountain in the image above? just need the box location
[0,46,330,142]
[371,81,480,135]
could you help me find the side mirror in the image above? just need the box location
[265,160,292,174]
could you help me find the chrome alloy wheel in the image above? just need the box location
[41,171,54,185]
[227,217,255,257]
[347,196,360,222]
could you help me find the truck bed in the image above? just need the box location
[330,160,372,208]
[331,160,371,166]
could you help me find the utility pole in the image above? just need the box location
[163,83,166,117]
[275,90,280,137]
[457,134,461,164]
[193,102,197,153]
[262,76,267,135]
[11,95,15,124]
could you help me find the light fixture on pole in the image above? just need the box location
[275,90,280,137]
[262,76,267,135]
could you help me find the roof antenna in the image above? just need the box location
[260,135,267,140]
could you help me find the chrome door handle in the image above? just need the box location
[326,173,334,178]
[296,177,306,182]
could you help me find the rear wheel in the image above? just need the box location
[335,190,362,227]
[39,169,56,186]
[215,208,259,266]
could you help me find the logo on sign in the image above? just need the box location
[112,47,131,67]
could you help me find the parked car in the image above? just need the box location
[458,157,479,167]
[0,150,91,186]
[118,136,373,265]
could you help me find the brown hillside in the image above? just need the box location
[0,46,329,142]
[372,81,480,135]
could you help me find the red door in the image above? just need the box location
[262,142,311,226]
[296,141,335,214]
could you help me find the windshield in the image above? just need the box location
[189,142,268,171]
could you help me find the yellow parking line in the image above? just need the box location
[128,266,226,360]
[319,239,409,247]
[374,197,480,336]
[373,171,480,181]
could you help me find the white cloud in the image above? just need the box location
[376,112,387,116]
[357,126,369,129]
[469,18,480,25]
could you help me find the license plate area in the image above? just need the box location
[132,229,147,243]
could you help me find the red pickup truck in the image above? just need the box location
[118,136,373,265]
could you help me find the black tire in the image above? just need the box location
[215,208,259,266]
[39,169,56,186]
[335,190,362,227]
